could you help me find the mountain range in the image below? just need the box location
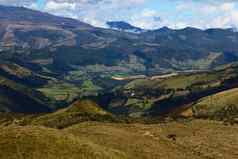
[0,5,238,159]
[106,21,145,33]
[0,5,238,117]
[1,5,238,75]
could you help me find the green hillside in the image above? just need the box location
[184,88,238,120]
[101,64,238,116]
[31,100,114,128]
[0,75,51,113]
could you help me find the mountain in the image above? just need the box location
[1,5,238,75]
[106,21,145,33]
[0,5,91,28]
[1,5,238,159]
[1,5,238,114]
[1,6,238,76]
[0,5,92,52]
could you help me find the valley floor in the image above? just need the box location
[0,119,238,159]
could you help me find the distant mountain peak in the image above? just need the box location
[0,4,92,29]
[155,26,173,32]
[106,21,145,33]
[230,27,238,32]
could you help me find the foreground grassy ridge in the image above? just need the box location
[65,120,238,159]
[31,100,115,128]
[0,114,238,159]
[0,126,126,159]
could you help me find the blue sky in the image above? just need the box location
[36,0,46,9]
[1,0,238,29]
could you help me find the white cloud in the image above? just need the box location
[0,0,35,6]
[128,9,163,29]
[173,1,238,29]
[28,0,155,29]
[1,0,238,29]
[45,1,76,11]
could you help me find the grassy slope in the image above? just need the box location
[158,73,218,89]
[0,62,52,87]
[1,119,237,159]
[125,63,238,91]
[0,125,126,159]
[38,80,102,107]
[124,69,227,92]
[108,73,218,115]
[38,82,82,104]
[181,88,238,119]
[0,107,238,159]
[108,65,238,116]
[31,100,115,128]
[65,120,238,159]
